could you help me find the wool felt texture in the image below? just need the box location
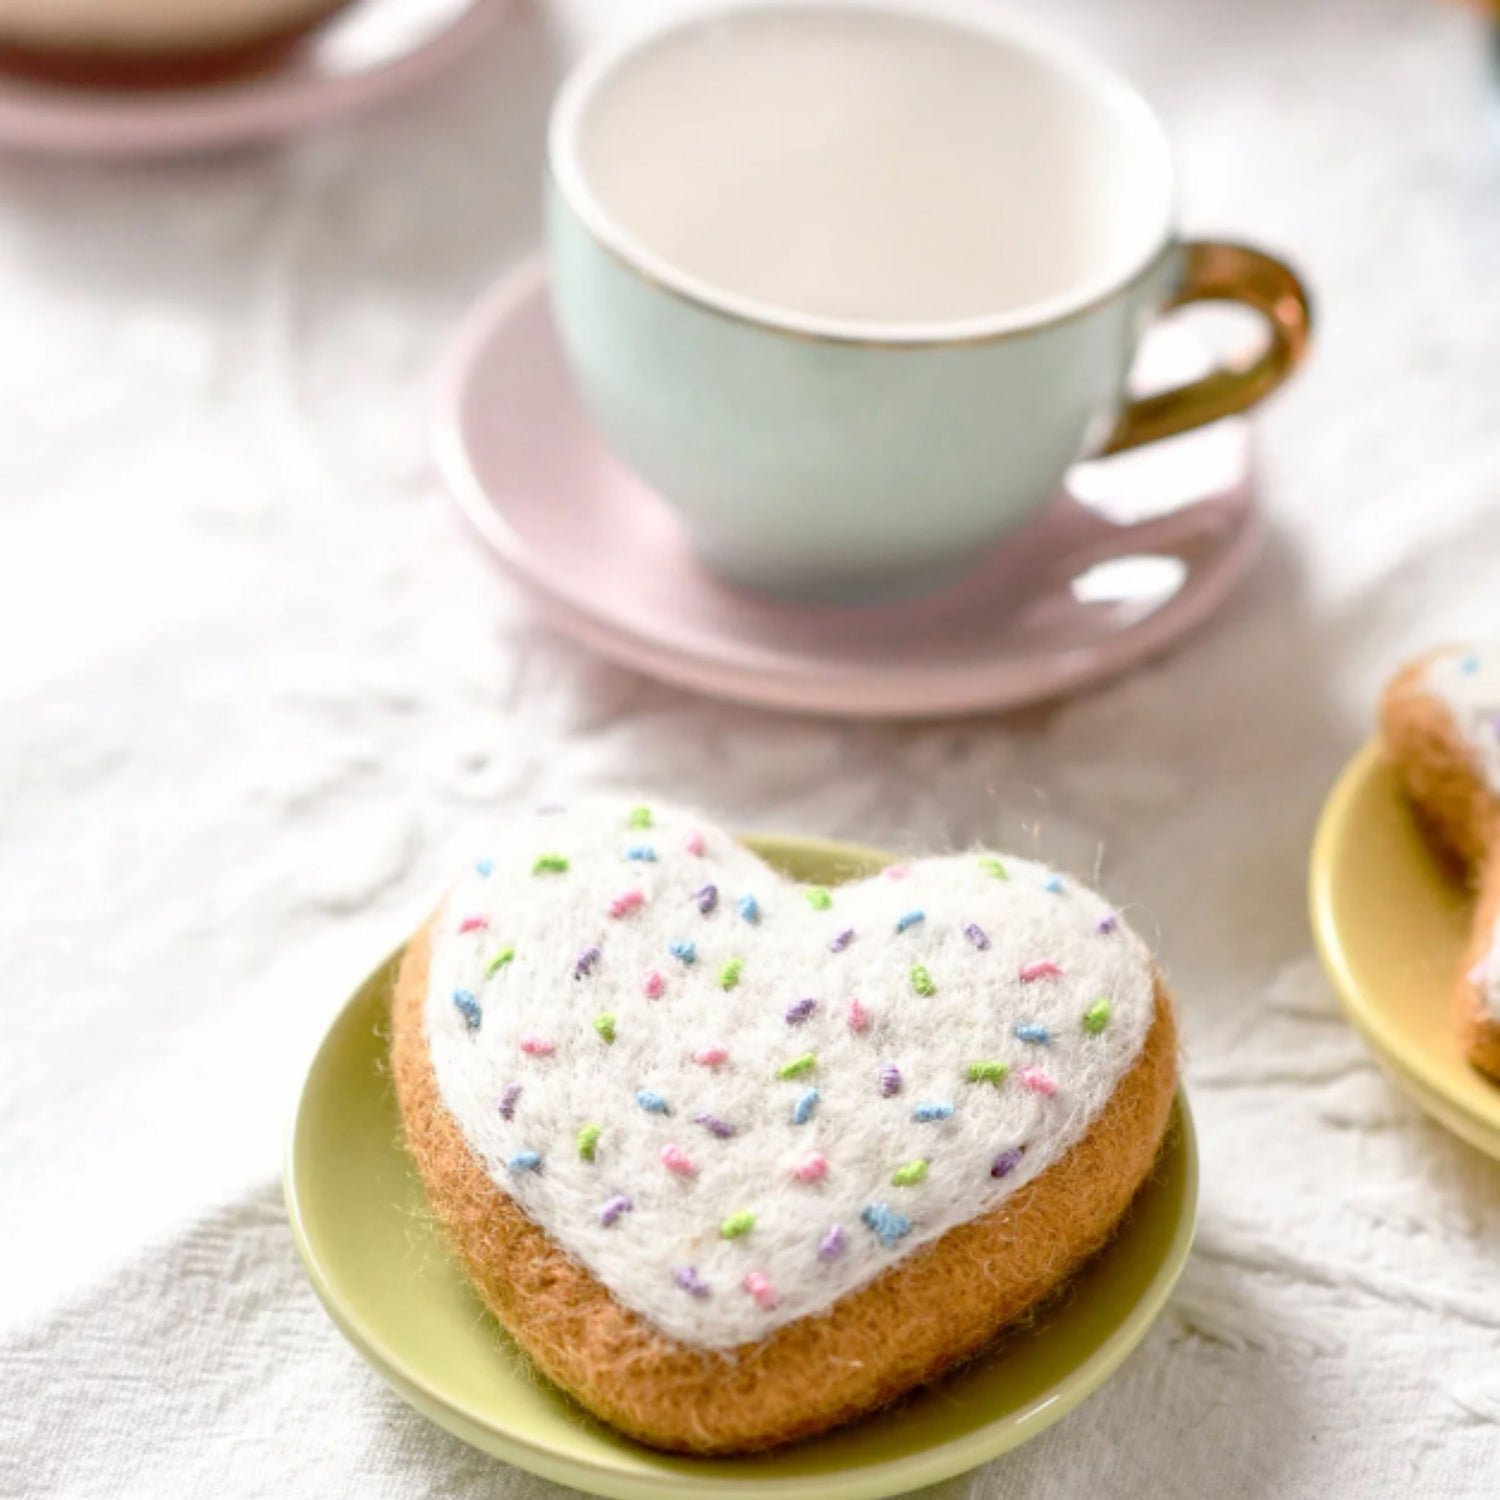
[413,799,1159,1351]
[1381,648,1500,1077]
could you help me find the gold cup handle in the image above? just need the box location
[1103,241,1312,455]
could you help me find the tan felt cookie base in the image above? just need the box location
[1381,659,1500,1080]
[391,921,1179,1455]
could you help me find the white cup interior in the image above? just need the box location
[550,0,1176,342]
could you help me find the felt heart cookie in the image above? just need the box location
[1383,646,1500,1079]
[391,798,1177,1452]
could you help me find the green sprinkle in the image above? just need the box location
[977,856,1009,880]
[804,887,833,910]
[719,957,743,991]
[967,1060,1009,1085]
[577,1124,601,1161]
[532,854,569,875]
[720,1211,756,1240]
[485,945,515,977]
[594,1013,617,1044]
[777,1052,817,1080]
[629,805,653,829]
[892,1160,928,1187]
[910,964,935,997]
[1084,999,1112,1035]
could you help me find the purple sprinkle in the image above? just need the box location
[695,883,719,915]
[829,928,855,953]
[879,1064,902,1097]
[785,997,817,1026]
[819,1225,846,1261]
[1097,914,1118,935]
[675,1266,710,1298]
[964,922,990,950]
[498,1082,522,1121]
[1490,711,1500,739]
[694,1111,736,1139]
[599,1195,634,1227]
[991,1147,1025,1179]
[573,945,602,979]
[536,802,565,815]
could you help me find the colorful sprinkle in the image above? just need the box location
[519,1035,554,1057]
[486,946,516,977]
[1043,874,1065,894]
[785,997,817,1026]
[1084,1000,1112,1034]
[599,1194,633,1226]
[721,1211,756,1239]
[669,940,697,965]
[532,854,568,875]
[819,1224,846,1259]
[625,845,657,862]
[643,969,665,999]
[829,928,855,953]
[778,1051,817,1079]
[1021,1067,1057,1097]
[1460,655,1480,675]
[910,964,935,997]
[793,1151,829,1182]
[675,1265,709,1297]
[862,1203,911,1247]
[685,831,706,856]
[805,887,833,910]
[792,1088,820,1125]
[744,1271,778,1311]
[895,909,925,933]
[978,856,1009,880]
[1097,914,1118,935]
[695,883,719,915]
[498,1082,521,1120]
[967,1060,1008,1085]
[593,1013,617,1043]
[458,915,488,934]
[913,1103,954,1122]
[737,894,761,924]
[475,858,494,877]
[879,1064,902,1097]
[1020,960,1064,982]
[693,1046,729,1067]
[609,889,645,918]
[992,1147,1025,1178]
[574,945,602,979]
[847,998,870,1032]
[636,1090,671,1114]
[964,922,990,950]
[883,863,911,880]
[719,957,743,990]
[536,803,565,816]
[1014,1024,1052,1045]
[892,1159,928,1187]
[628,806,653,829]
[507,1151,542,1174]
[694,1111,736,1139]
[576,1123,601,1161]
[661,1143,696,1175]
[452,990,481,1029]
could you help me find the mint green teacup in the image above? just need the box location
[547,0,1309,604]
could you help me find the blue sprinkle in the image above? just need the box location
[1014,1024,1052,1045]
[452,989,482,1029]
[913,1103,954,1122]
[861,1203,912,1248]
[636,1090,671,1115]
[475,858,494,878]
[1460,654,1480,674]
[792,1089,820,1125]
[738,894,760,924]
[669,941,697,965]
[507,1150,542,1174]
[1043,874,1065,894]
[625,845,658,862]
[895,909,925,933]
[829,928,855,953]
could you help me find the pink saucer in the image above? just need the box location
[433,260,1261,720]
[0,0,510,158]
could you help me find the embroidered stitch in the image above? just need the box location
[452,990,481,1029]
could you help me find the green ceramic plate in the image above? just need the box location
[285,834,1198,1500]
[1310,740,1500,1161]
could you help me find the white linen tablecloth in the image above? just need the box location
[4,0,1500,1494]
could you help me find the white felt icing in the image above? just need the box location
[423,799,1158,1351]
[1420,646,1500,795]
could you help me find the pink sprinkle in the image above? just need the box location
[458,915,488,934]
[661,1144,697,1176]
[1021,1066,1057,1096]
[792,1151,829,1183]
[519,1036,555,1057]
[1019,960,1064,982]
[693,1046,729,1067]
[685,831,706,856]
[643,969,666,999]
[847,998,870,1033]
[744,1271,779,1311]
[883,863,911,880]
[609,889,645,919]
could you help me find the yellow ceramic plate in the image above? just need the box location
[285,834,1198,1500]
[1310,740,1500,1160]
